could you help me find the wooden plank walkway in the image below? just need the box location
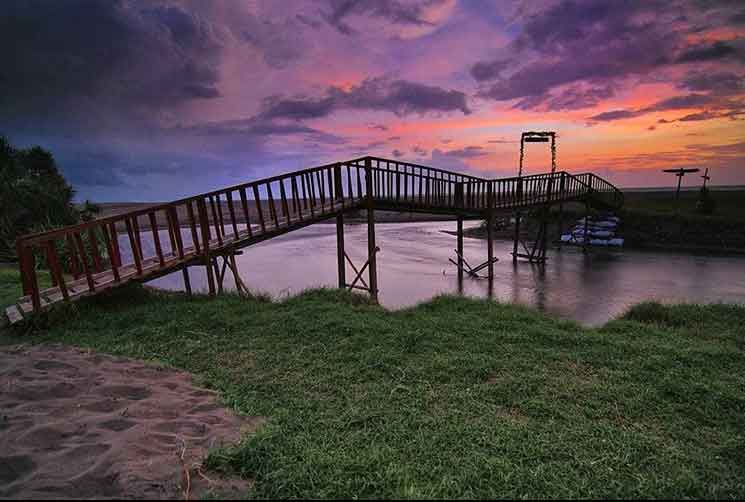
[6,156,623,323]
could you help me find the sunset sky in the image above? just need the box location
[2,0,744,201]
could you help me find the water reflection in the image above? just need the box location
[123,221,745,326]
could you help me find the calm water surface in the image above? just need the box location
[128,221,745,326]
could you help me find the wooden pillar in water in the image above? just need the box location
[487,213,495,282]
[336,214,345,289]
[365,157,379,301]
[512,212,521,263]
[487,182,495,282]
[334,163,346,290]
[583,199,590,254]
[557,172,566,249]
[456,215,464,291]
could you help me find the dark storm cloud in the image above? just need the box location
[676,40,744,63]
[588,92,744,122]
[679,71,745,95]
[471,0,744,111]
[472,0,675,108]
[588,94,713,121]
[322,0,442,35]
[643,93,716,112]
[0,0,224,124]
[731,10,745,24]
[260,97,337,121]
[259,77,471,119]
[470,60,509,82]
[517,84,616,111]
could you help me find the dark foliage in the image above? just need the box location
[696,186,717,214]
[0,136,97,262]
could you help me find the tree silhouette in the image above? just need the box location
[0,136,91,262]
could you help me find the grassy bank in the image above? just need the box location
[461,189,745,255]
[623,189,745,220]
[1,272,744,498]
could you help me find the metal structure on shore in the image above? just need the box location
[6,155,623,324]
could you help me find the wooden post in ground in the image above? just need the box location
[197,199,216,295]
[336,214,345,289]
[365,157,378,301]
[456,215,464,291]
[228,254,243,294]
[182,267,192,295]
[213,257,224,293]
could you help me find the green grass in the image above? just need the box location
[1,272,744,498]
[622,189,745,221]
[0,265,53,311]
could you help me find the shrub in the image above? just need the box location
[0,136,98,263]
[696,186,717,214]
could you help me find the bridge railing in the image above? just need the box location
[366,156,482,208]
[573,173,624,209]
[14,159,369,313]
[364,166,622,212]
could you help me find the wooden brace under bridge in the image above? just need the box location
[6,155,623,324]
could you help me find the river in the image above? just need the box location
[128,221,745,326]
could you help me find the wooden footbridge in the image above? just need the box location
[6,155,622,324]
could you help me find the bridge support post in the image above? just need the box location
[197,199,217,296]
[512,212,521,263]
[365,157,379,301]
[583,200,590,254]
[557,202,564,249]
[213,257,224,293]
[456,215,464,292]
[557,172,566,250]
[336,214,345,289]
[487,184,495,283]
[182,267,192,295]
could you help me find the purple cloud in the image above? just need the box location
[322,0,442,35]
[676,40,744,63]
[439,146,487,159]
[588,110,641,122]
[471,0,745,112]
[679,71,745,95]
[259,77,471,120]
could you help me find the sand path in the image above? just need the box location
[0,344,264,499]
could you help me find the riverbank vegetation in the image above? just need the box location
[0,136,100,262]
[463,188,745,255]
[1,269,743,499]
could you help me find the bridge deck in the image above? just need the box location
[6,156,623,324]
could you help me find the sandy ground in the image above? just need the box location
[0,344,265,500]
